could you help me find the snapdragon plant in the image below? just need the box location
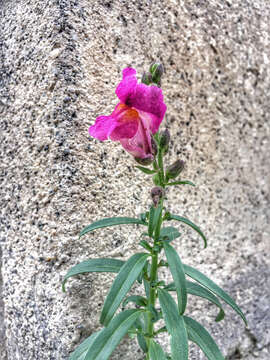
[63,63,247,360]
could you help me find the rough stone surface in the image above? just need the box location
[0,247,7,360]
[0,0,269,359]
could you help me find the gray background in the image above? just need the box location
[0,0,269,359]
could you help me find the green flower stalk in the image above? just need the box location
[63,64,247,360]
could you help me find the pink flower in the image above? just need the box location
[89,67,167,160]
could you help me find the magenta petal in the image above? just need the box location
[89,115,116,141]
[122,67,136,78]
[110,120,138,141]
[110,105,140,140]
[119,116,153,159]
[115,70,137,104]
[120,138,147,158]
[132,84,167,130]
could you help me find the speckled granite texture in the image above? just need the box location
[0,0,269,359]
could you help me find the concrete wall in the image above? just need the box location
[0,0,269,359]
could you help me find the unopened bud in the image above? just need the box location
[166,160,185,180]
[151,186,164,207]
[141,72,152,85]
[151,136,158,157]
[159,129,170,151]
[150,62,164,77]
[149,62,164,86]
[135,156,153,166]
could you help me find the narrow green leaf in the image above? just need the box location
[148,206,155,237]
[85,309,143,360]
[139,240,152,252]
[137,260,149,284]
[166,180,196,187]
[163,242,187,314]
[187,282,225,322]
[136,166,157,174]
[163,283,176,291]
[128,317,144,337]
[184,316,225,360]
[148,205,162,237]
[100,253,149,325]
[122,295,147,309]
[157,289,188,360]
[140,231,150,238]
[140,212,148,224]
[153,205,163,231]
[137,271,143,284]
[143,278,150,298]
[168,214,207,248]
[155,326,168,335]
[134,318,143,331]
[149,339,167,360]
[80,217,146,238]
[164,281,225,322]
[184,264,247,325]
[62,258,124,292]
[142,310,149,331]
[147,304,160,323]
[153,173,161,186]
[137,333,148,353]
[159,227,181,242]
[128,316,144,337]
[69,331,101,360]
[157,289,175,334]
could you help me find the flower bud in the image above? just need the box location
[165,160,185,180]
[149,62,164,86]
[135,156,153,166]
[151,186,164,207]
[159,129,170,151]
[141,71,152,85]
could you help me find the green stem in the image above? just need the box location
[158,148,165,187]
[146,198,163,349]
[146,147,166,354]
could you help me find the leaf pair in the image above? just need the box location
[158,289,225,360]
[165,281,225,322]
[100,253,149,325]
[70,309,143,360]
[160,242,246,325]
[183,264,247,326]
